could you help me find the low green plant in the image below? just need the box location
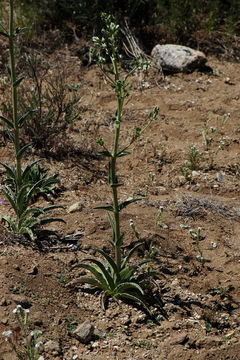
[133,339,151,349]
[0,0,64,239]
[78,14,159,311]
[4,163,60,202]
[2,305,43,360]
[186,145,202,170]
[189,226,205,262]
[201,112,230,169]
[180,165,192,182]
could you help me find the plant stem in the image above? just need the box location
[9,0,22,191]
[111,58,124,270]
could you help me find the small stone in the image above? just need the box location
[1,317,8,325]
[67,202,84,214]
[0,298,10,306]
[26,265,38,275]
[216,172,224,182]
[44,340,61,356]
[178,175,186,185]
[170,332,189,345]
[93,328,104,338]
[31,311,44,326]
[73,320,95,344]
[158,186,168,195]
[191,184,200,192]
[11,295,32,309]
[191,171,200,178]
[224,77,235,85]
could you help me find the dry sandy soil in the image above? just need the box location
[0,45,240,359]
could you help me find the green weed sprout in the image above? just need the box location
[78,14,159,311]
[186,145,201,170]
[201,112,230,169]
[2,305,43,360]
[0,0,64,238]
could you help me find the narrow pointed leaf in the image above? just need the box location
[36,217,65,226]
[119,266,134,281]
[84,258,115,290]
[1,187,18,213]
[13,76,24,87]
[16,143,32,160]
[116,292,150,313]
[95,249,119,278]
[94,205,114,212]
[41,205,64,212]
[2,214,16,229]
[78,263,109,290]
[22,160,42,180]
[19,217,40,229]
[118,198,142,211]
[20,207,44,219]
[0,31,9,37]
[26,179,44,203]
[18,109,37,127]
[77,276,103,289]
[19,227,34,239]
[15,27,29,35]
[115,233,124,247]
[115,281,144,295]
[110,183,123,187]
[122,242,143,268]
[98,151,112,157]
[116,150,131,157]
[0,115,13,129]
[0,162,16,179]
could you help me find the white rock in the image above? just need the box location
[67,202,84,213]
[151,44,207,73]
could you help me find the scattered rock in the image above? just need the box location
[26,265,38,275]
[73,320,95,344]
[224,77,235,85]
[151,44,207,73]
[191,170,200,178]
[67,202,84,213]
[0,298,10,306]
[11,295,32,309]
[44,340,61,356]
[191,184,200,191]
[31,311,44,326]
[216,172,224,182]
[1,317,8,325]
[170,332,189,345]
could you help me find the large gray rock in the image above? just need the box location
[151,44,207,73]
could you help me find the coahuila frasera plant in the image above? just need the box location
[2,305,43,360]
[78,14,159,311]
[0,0,63,239]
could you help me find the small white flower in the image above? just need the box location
[12,305,22,313]
[2,330,12,337]
[35,341,43,348]
[31,330,42,337]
